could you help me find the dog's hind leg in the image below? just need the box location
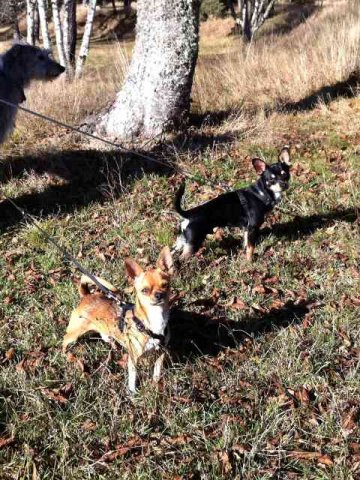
[62,314,93,353]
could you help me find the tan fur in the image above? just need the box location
[63,247,174,393]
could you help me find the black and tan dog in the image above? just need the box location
[173,147,291,261]
[63,247,174,393]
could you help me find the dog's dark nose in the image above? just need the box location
[154,292,164,302]
[59,65,66,73]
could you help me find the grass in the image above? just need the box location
[0,1,359,479]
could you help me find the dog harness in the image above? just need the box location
[236,183,277,229]
[117,302,166,344]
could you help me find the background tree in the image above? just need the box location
[75,0,97,77]
[0,0,25,39]
[38,0,52,50]
[228,0,277,41]
[99,0,201,140]
[63,0,78,72]
[51,0,67,65]
[26,0,37,44]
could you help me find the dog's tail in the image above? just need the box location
[174,183,191,219]
[79,275,118,297]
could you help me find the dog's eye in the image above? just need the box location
[142,288,150,295]
[271,174,276,178]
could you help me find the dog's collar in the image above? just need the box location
[247,183,276,207]
[118,303,166,344]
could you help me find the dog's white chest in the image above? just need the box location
[144,306,168,352]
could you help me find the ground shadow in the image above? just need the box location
[283,71,360,113]
[0,148,172,232]
[189,110,235,129]
[90,8,136,43]
[264,1,319,37]
[214,207,358,256]
[169,299,310,360]
[264,208,358,240]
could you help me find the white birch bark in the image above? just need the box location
[75,0,97,78]
[99,0,201,140]
[51,0,67,66]
[26,0,36,45]
[237,0,276,41]
[38,0,52,51]
[63,0,77,73]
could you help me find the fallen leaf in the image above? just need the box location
[41,388,68,404]
[288,450,322,460]
[228,297,246,310]
[4,348,15,361]
[0,436,15,449]
[318,454,333,466]
[252,285,266,295]
[81,420,96,432]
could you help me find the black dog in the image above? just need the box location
[173,147,291,261]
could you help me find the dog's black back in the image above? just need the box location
[173,148,291,260]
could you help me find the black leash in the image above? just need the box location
[2,194,120,303]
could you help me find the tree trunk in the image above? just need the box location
[63,0,77,73]
[75,0,97,78]
[99,0,201,140]
[111,0,117,12]
[26,0,36,45]
[51,0,67,66]
[38,0,52,50]
[13,18,21,40]
[34,5,40,42]
[68,0,77,66]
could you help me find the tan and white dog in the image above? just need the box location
[63,247,174,393]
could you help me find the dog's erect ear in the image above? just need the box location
[252,158,267,175]
[125,258,144,280]
[157,246,174,276]
[278,146,291,166]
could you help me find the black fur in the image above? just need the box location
[174,147,291,260]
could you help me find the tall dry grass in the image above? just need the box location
[0,0,358,153]
[193,1,360,112]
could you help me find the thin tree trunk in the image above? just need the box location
[111,0,117,12]
[13,18,21,40]
[27,0,36,45]
[75,0,97,77]
[11,2,21,40]
[38,0,52,50]
[241,0,251,42]
[34,5,40,41]
[51,0,67,67]
[68,0,77,67]
[63,0,78,74]
[99,0,201,140]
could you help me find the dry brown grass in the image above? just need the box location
[1,0,357,157]
[194,1,360,113]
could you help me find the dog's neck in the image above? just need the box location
[134,298,169,336]
[248,178,278,207]
[2,53,29,88]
